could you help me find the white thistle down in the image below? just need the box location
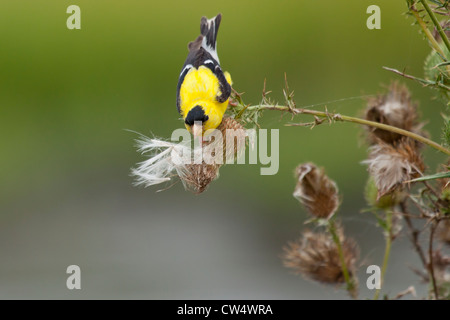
[131,135,196,188]
[378,100,405,128]
[131,117,247,193]
[362,143,423,196]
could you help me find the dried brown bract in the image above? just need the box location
[293,163,339,219]
[282,230,359,285]
[205,116,247,162]
[182,163,220,194]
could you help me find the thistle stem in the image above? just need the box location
[382,66,450,92]
[419,0,450,54]
[245,104,450,155]
[328,219,356,299]
[429,221,439,299]
[410,7,445,57]
[401,201,428,271]
[374,210,392,300]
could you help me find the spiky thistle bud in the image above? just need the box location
[364,176,402,209]
[364,82,424,146]
[293,163,339,219]
[362,139,425,198]
[282,229,359,285]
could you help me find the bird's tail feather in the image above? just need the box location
[200,14,221,62]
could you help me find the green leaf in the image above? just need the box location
[407,171,450,182]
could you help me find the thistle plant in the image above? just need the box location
[228,1,450,300]
[132,0,450,299]
[228,81,449,299]
[283,163,360,298]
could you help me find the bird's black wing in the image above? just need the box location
[191,47,231,103]
[211,63,231,103]
[176,64,192,114]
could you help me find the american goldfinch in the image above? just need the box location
[176,13,232,137]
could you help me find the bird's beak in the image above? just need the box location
[192,123,203,145]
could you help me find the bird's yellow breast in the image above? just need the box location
[180,66,220,111]
[179,66,231,131]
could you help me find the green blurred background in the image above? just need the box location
[0,0,447,299]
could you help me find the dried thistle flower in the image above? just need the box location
[132,116,246,194]
[282,230,359,285]
[364,82,424,145]
[183,117,246,193]
[293,163,339,219]
[362,139,425,197]
[182,163,220,194]
[205,116,246,163]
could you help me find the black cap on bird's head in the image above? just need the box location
[185,105,209,137]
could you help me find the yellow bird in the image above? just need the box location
[176,14,232,137]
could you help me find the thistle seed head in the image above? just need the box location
[131,117,246,194]
[365,82,424,145]
[204,116,247,162]
[282,229,359,285]
[362,139,425,197]
[293,163,339,219]
[181,116,246,194]
[182,163,220,194]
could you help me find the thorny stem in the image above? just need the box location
[410,7,446,57]
[382,66,450,92]
[374,210,393,300]
[244,104,450,155]
[401,201,429,269]
[402,199,440,299]
[328,219,356,299]
[422,180,441,200]
[411,1,450,78]
[419,0,450,54]
[429,220,440,299]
